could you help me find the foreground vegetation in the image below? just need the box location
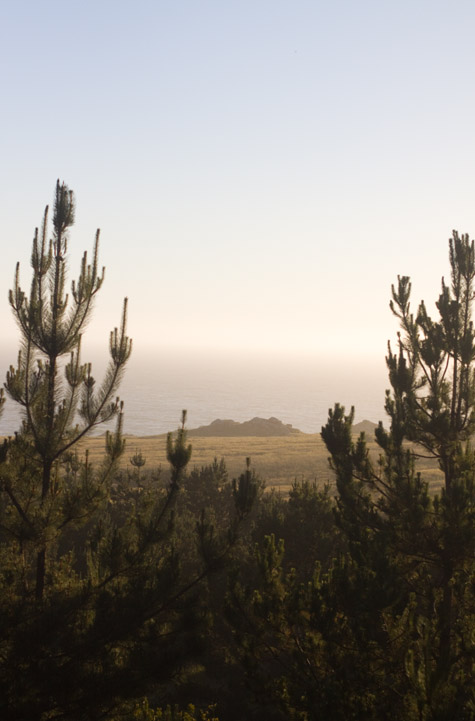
[0,184,474,720]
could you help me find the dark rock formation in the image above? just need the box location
[187,416,301,437]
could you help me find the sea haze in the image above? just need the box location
[0,348,390,437]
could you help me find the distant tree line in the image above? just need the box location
[0,184,473,720]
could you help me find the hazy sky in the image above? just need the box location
[2,0,475,364]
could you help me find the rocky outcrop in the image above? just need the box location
[188,416,301,437]
[353,419,378,435]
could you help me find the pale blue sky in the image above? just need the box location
[1,0,475,364]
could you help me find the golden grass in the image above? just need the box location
[78,432,332,491]
[77,430,444,493]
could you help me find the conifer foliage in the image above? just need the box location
[0,182,260,721]
[226,233,475,721]
[3,186,473,720]
[321,231,475,719]
[4,180,132,601]
[0,181,135,719]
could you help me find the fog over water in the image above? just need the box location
[0,347,390,437]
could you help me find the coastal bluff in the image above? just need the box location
[186,417,377,438]
[187,416,301,437]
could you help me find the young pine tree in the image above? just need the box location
[0,187,260,719]
[321,231,475,719]
[0,180,132,600]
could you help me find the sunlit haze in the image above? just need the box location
[1,1,475,430]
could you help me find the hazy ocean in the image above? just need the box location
[0,349,390,437]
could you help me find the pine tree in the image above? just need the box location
[0,181,136,720]
[2,180,132,601]
[321,231,475,718]
[0,184,260,719]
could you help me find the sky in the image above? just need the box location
[1,0,475,369]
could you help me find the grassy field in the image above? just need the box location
[79,429,444,494]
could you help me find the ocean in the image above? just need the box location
[0,348,390,437]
